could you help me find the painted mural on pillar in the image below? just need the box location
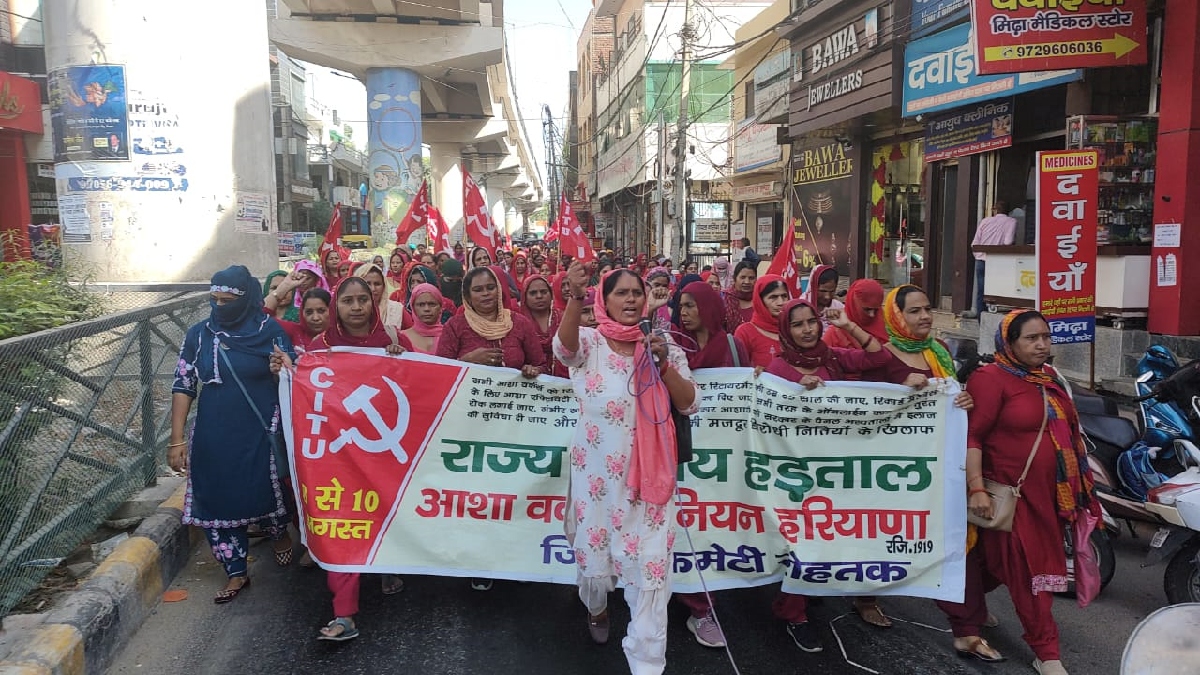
[789,140,854,277]
[367,68,423,247]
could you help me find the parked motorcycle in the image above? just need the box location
[1130,352,1200,604]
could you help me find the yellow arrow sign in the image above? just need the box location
[984,33,1140,62]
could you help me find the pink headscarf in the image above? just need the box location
[594,270,676,506]
[291,260,329,308]
[408,283,445,341]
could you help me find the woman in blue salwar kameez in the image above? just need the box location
[168,265,296,603]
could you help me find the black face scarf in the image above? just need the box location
[439,258,465,306]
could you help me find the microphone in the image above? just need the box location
[638,318,662,366]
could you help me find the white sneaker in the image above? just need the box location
[1034,658,1069,675]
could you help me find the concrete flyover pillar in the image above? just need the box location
[429,143,464,245]
[487,188,506,242]
[42,0,278,283]
[367,68,422,248]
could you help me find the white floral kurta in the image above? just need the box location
[554,328,697,591]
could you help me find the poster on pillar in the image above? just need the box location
[1035,150,1098,345]
[790,140,855,276]
[367,69,424,248]
[53,86,194,247]
[48,65,130,163]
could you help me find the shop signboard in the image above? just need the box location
[277,231,317,257]
[913,0,970,37]
[596,127,649,198]
[753,50,792,120]
[594,212,613,237]
[923,98,1013,162]
[1036,150,1097,345]
[48,65,130,162]
[791,140,854,276]
[0,71,44,134]
[970,0,1147,75]
[732,181,782,202]
[756,216,775,256]
[692,202,729,243]
[789,4,898,136]
[734,120,782,173]
[903,22,1080,117]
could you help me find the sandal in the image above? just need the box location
[273,541,293,567]
[213,577,250,604]
[381,574,404,595]
[954,636,1005,663]
[853,599,893,628]
[317,617,360,642]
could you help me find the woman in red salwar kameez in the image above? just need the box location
[864,285,997,659]
[963,310,1099,675]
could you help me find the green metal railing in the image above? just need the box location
[0,293,208,616]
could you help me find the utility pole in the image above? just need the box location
[671,0,694,263]
[543,104,559,231]
[657,110,667,258]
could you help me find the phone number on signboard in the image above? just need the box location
[1011,41,1103,58]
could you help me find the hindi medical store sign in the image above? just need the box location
[970,0,1148,75]
[1036,150,1098,344]
[902,21,1081,117]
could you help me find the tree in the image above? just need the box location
[309,201,334,235]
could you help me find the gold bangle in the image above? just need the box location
[167,441,187,448]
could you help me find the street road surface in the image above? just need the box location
[109,531,1164,674]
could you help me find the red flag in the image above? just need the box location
[463,170,501,257]
[544,211,560,243]
[319,202,343,258]
[426,204,453,255]
[766,220,803,299]
[395,181,430,245]
[555,192,597,264]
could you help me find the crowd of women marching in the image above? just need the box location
[169,242,1097,675]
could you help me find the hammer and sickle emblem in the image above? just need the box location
[329,376,410,464]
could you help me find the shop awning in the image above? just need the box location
[0,72,43,134]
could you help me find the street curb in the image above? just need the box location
[0,482,198,675]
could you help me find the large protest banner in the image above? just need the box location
[279,350,968,602]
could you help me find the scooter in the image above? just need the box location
[1130,355,1200,604]
[1134,346,1198,450]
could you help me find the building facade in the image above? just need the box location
[774,0,1200,385]
[583,0,770,262]
[727,0,790,268]
[0,0,51,260]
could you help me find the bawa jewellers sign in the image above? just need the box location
[796,8,881,111]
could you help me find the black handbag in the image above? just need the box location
[672,406,693,465]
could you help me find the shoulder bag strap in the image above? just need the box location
[1013,385,1049,496]
[217,344,272,433]
[728,334,741,368]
